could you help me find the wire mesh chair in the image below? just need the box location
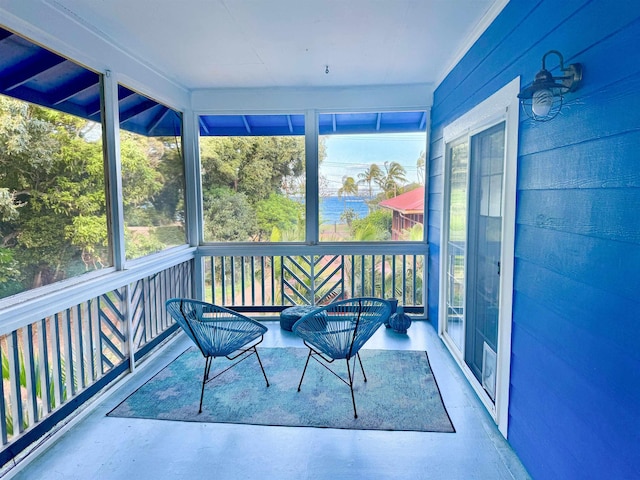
[292,297,391,418]
[166,298,270,413]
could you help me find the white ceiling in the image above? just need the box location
[50,0,503,91]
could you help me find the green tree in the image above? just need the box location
[357,164,382,198]
[340,207,358,228]
[203,188,257,241]
[200,136,306,201]
[0,95,181,296]
[200,135,325,242]
[0,97,109,290]
[376,161,408,198]
[337,176,358,203]
[351,209,392,241]
[255,193,303,240]
[416,151,426,185]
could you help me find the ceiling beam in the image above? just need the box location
[287,115,293,133]
[51,71,99,105]
[376,113,382,131]
[419,111,427,130]
[147,107,170,134]
[242,115,251,134]
[199,117,210,135]
[119,99,159,123]
[2,51,66,91]
[87,89,137,117]
[0,29,13,43]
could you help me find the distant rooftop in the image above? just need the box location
[379,186,425,213]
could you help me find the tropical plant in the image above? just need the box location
[351,209,392,241]
[337,175,358,203]
[416,150,426,185]
[340,207,358,228]
[376,161,408,198]
[255,193,303,241]
[0,96,186,298]
[357,164,382,198]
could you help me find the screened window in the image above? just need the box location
[318,112,427,242]
[199,114,306,243]
[0,49,107,298]
[118,86,186,260]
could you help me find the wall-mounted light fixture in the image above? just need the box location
[518,50,582,121]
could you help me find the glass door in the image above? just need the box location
[464,122,505,402]
[440,78,519,435]
[443,121,505,403]
[443,138,469,353]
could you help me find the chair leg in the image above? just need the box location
[253,347,270,387]
[297,349,313,392]
[356,352,367,382]
[346,358,358,418]
[199,356,213,414]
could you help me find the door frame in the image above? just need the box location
[438,77,520,438]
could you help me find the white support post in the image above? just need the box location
[305,110,319,244]
[102,70,126,271]
[103,71,135,370]
[182,110,205,300]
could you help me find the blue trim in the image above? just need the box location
[133,323,180,362]
[0,362,128,468]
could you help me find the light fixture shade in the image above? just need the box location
[518,50,582,122]
[532,89,554,117]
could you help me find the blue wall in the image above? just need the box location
[427,1,640,478]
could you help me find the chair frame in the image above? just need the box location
[292,297,391,418]
[166,298,270,413]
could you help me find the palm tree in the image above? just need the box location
[337,176,358,203]
[416,151,426,185]
[357,164,382,198]
[376,161,407,198]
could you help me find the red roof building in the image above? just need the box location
[379,186,425,240]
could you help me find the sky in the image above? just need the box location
[319,132,427,196]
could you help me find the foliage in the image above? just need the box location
[337,175,358,199]
[340,207,359,227]
[203,188,257,241]
[357,164,382,198]
[416,150,426,185]
[351,209,392,241]
[200,136,306,201]
[0,95,185,298]
[255,193,303,241]
[376,161,408,198]
[399,223,424,241]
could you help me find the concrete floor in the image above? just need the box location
[5,321,530,480]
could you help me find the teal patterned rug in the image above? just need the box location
[108,347,455,432]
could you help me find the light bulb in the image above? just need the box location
[532,89,553,117]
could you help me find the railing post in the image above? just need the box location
[310,255,315,305]
[0,341,7,444]
[124,284,135,373]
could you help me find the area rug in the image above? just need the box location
[108,347,455,433]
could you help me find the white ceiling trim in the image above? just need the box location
[434,0,510,88]
[191,84,433,114]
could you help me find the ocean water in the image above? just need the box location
[320,196,371,224]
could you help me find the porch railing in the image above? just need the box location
[0,243,427,469]
[0,254,193,469]
[201,246,426,315]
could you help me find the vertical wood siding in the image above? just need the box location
[428,1,640,478]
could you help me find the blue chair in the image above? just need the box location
[292,297,391,418]
[166,298,269,413]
